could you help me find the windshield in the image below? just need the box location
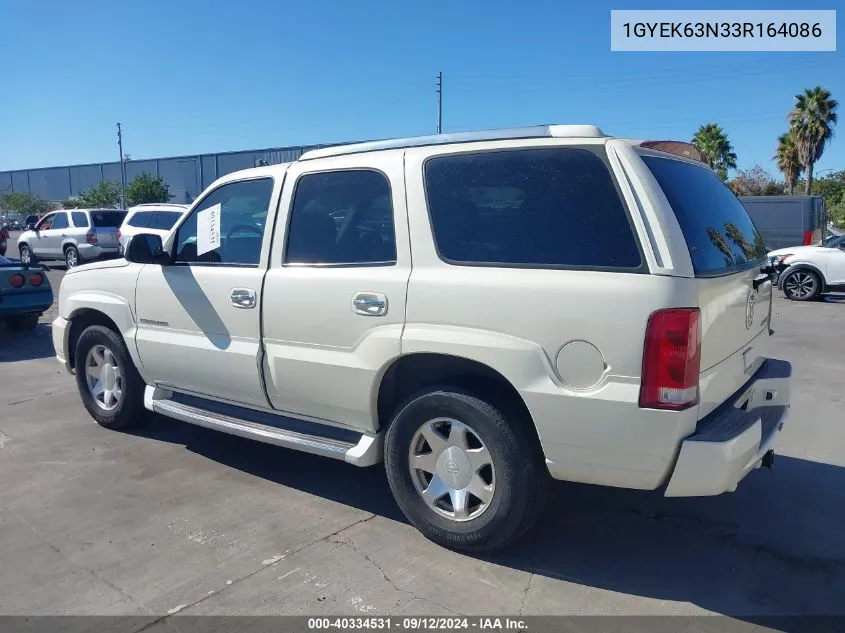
[825,234,845,248]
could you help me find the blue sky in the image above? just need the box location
[1,0,842,178]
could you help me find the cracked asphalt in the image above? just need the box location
[1,243,843,619]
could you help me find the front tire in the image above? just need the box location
[782,269,821,301]
[19,244,33,264]
[74,325,146,429]
[384,388,547,552]
[65,245,82,269]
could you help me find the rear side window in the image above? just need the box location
[91,211,127,227]
[127,211,153,228]
[149,211,182,230]
[285,170,396,265]
[643,156,767,276]
[424,148,641,269]
[71,212,89,228]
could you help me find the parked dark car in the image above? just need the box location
[0,254,53,330]
[0,225,9,257]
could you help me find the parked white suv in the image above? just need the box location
[768,234,845,300]
[117,203,189,253]
[18,208,127,268]
[52,125,792,551]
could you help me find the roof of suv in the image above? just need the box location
[298,124,609,161]
[128,203,189,211]
[211,125,704,185]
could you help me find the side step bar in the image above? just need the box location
[144,386,382,467]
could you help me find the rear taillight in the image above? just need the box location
[116,229,122,241]
[86,233,99,245]
[29,273,43,286]
[9,273,25,288]
[639,308,701,411]
[803,230,813,245]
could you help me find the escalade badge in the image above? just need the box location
[745,289,757,330]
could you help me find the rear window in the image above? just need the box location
[643,156,767,276]
[127,211,153,228]
[91,211,127,228]
[149,211,182,231]
[424,148,642,269]
[71,212,89,228]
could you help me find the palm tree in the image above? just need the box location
[787,86,838,194]
[774,132,802,194]
[692,123,737,181]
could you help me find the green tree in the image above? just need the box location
[61,198,85,209]
[0,191,53,216]
[828,191,845,228]
[78,180,122,208]
[691,123,737,181]
[788,86,839,194]
[729,165,785,196]
[774,132,802,194]
[124,172,171,206]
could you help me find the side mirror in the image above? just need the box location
[125,233,171,265]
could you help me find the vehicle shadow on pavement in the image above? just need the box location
[0,324,56,362]
[132,416,844,617]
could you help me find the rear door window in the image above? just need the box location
[91,211,127,227]
[424,148,642,269]
[71,212,89,228]
[643,155,767,275]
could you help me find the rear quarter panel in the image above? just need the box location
[402,139,702,490]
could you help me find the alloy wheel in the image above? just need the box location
[85,344,123,411]
[784,271,817,299]
[408,418,495,522]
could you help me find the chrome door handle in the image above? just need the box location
[353,292,388,316]
[231,288,256,309]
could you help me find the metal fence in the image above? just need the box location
[0,142,354,205]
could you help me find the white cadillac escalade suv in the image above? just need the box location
[53,125,791,552]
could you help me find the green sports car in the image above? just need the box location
[0,255,53,331]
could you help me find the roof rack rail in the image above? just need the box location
[298,124,607,161]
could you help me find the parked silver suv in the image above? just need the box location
[18,209,127,268]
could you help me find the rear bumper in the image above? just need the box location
[664,358,791,497]
[78,244,121,260]
[0,289,53,317]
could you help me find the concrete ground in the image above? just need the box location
[1,235,843,619]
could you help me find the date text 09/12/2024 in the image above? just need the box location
[308,617,527,631]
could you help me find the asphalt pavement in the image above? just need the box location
[1,233,843,621]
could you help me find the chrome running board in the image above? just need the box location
[144,386,382,466]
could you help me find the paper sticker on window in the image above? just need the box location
[197,204,222,256]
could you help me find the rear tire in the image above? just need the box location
[6,314,39,331]
[74,325,146,430]
[782,269,821,301]
[19,244,34,264]
[384,387,548,552]
[65,245,82,269]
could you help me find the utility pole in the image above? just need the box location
[436,72,443,134]
[117,122,126,209]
